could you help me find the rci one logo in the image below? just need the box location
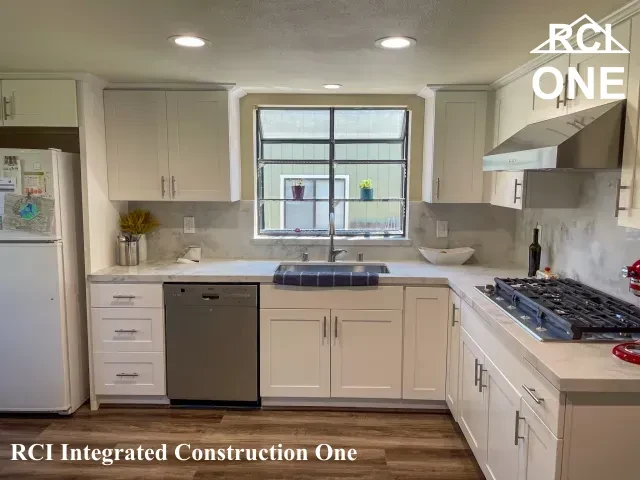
[530,14,629,101]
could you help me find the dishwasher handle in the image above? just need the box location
[202,294,220,300]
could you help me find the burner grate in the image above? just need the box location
[494,278,640,340]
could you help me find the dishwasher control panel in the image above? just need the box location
[164,284,258,307]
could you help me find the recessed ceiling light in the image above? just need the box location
[375,36,416,49]
[323,84,343,89]
[168,35,209,47]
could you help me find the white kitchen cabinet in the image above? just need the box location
[331,309,403,399]
[166,91,234,201]
[446,290,461,419]
[567,20,630,112]
[530,55,570,122]
[104,90,170,201]
[490,171,581,210]
[618,14,640,229]
[104,89,241,202]
[484,356,522,480]
[402,287,449,401]
[494,72,534,146]
[259,309,331,398]
[518,399,562,480]
[0,79,77,127]
[458,327,487,462]
[422,88,487,203]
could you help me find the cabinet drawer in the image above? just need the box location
[260,285,403,310]
[519,358,564,437]
[91,308,164,353]
[90,283,163,308]
[93,352,165,396]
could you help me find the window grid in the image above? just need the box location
[256,107,409,237]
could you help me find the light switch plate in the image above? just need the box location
[184,216,195,234]
[436,220,449,238]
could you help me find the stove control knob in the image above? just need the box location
[484,284,495,293]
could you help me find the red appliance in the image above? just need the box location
[613,343,640,365]
[622,259,640,296]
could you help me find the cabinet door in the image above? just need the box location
[458,327,487,463]
[432,91,487,203]
[1,80,77,127]
[531,55,570,120]
[166,91,231,201]
[484,357,522,480]
[403,287,449,400]
[331,309,402,399]
[446,290,461,419]
[491,171,524,210]
[104,90,170,201]
[518,399,562,480]
[618,15,640,229]
[495,72,534,145]
[260,309,330,398]
[568,20,630,112]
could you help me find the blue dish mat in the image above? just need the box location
[273,271,379,287]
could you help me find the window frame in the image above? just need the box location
[256,106,409,237]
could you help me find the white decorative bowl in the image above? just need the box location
[418,247,475,265]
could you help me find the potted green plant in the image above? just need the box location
[291,179,305,201]
[359,179,374,201]
[119,209,160,263]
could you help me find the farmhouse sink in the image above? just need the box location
[275,262,390,274]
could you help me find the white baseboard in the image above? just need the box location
[97,395,170,406]
[261,397,449,410]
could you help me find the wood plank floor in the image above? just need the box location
[0,406,484,479]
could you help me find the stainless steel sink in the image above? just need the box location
[275,262,390,274]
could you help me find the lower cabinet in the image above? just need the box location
[446,290,461,418]
[260,307,403,399]
[331,309,403,399]
[402,287,449,401]
[518,400,562,480]
[484,356,521,480]
[459,327,488,461]
[259,309,331,398]
[457,306,563,480]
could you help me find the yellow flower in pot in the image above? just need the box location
[119,209,160,262]
[359,179,373,201]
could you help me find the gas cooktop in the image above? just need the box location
[476,278,640,342]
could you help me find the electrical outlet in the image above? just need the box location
[184,216,195,234]
[436,220,449,238]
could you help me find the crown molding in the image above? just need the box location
[418,84,492,97]
[105,82,236,91]
[229,86,247,99]
[0,72,99,82]
[491,0,640,90]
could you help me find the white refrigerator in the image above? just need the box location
[0,148,88,413]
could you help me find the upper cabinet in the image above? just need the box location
[104,89,242,202]
[422,88,488,203]
[529,20,631,123]
[0,79,78,127]
[618,15,640,229]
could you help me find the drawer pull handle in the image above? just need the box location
[113,295,136,299]
[115,373,139,378]
[478,366,487,393]
[522,384,544,404]
[114,329,138,334]
[451,303,459,327]
[514,410,525,446]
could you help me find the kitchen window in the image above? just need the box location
[256,107,409,237]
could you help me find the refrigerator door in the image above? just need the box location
[0,242,70,411]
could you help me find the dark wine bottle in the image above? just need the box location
[528,227,542,277]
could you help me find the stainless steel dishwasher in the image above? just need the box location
[164,284,259,406]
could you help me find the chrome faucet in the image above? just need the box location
[328,212,347,262]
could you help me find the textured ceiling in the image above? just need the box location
[0,0,629,93]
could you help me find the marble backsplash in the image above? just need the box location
[130,201,516,265]
[515,171,640,302]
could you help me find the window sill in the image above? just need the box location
[251,236,413,247]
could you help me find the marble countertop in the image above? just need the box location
[89,260,640,393]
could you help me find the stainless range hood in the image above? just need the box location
[483,100,625,171]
